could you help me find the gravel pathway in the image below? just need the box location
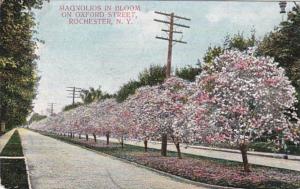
[18,129,206,189]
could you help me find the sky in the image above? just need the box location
[32,0,293,115]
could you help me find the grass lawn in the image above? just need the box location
[0,130,29,189]
[1,130,24,156]
[0,159,28,189]
[41,131,300,189]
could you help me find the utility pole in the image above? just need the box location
[154,11,191,157]
[154,11,191,78]
[279,1,287,21]
[47,103,55,116]
[66,87,82,105]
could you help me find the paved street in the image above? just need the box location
[18,129,207,189]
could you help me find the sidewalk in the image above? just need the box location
[187,145,300,161]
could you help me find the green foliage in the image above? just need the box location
[0,0,43,129]
[1,130,23,156]
[249,142,278,153]
[0,57,16,69]
[258,4,300,116]
[203,32,256,65]
[62,102,83,112]
[28,113,47,124]
[138,65,166,86]
[175,66,202,82]
[80,86,113,104]
[203,46,224,65]
[116,65,167,102]
[258,5,300,67]
[116,80,142,102]
[224,32,256,51]
[116,64,202,102]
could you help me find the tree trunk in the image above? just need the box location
[93,133,97,143]
[1,121,5,132]
[121,136,124,149]
[161,134,167,156]
[106,133,110,145]
[175,142,182,159]
[79,133,81,139]
[240,144,251,172]
[144,139,148,152]
[0,106,7,133]
[86,134,88,141]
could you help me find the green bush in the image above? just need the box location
[249,142,278,153]
[279,144,300,155]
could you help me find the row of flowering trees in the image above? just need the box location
[30,50,300,172]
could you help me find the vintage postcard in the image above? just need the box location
[0,0,299,188]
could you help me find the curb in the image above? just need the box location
[0,156,24,159]
[24,157,33,189]
[39,132,243,189]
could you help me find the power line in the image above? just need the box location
[66,86,82,105]
[154,11,191,78]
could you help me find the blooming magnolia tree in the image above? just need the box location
[160,77,196,158]
[126,86,159,152]
[94,99,118,145]
[109,102,134,148]
[28,52,299,169]
[191,50,300,172]
[128,77,195,158]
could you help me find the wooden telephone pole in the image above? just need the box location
[154,11,191,78]
[47,103,55,116]
[154,11,191,156]
[66,87,82,105]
